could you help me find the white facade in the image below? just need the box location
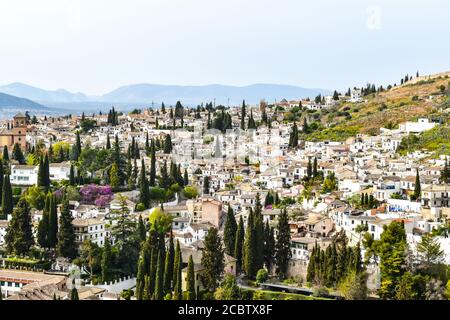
[10,165,38,186]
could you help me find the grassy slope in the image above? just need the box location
[305,72,450,141]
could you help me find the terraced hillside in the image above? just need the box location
[302,71,450,141]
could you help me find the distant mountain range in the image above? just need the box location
[0,82,330,107]
[0,92,47,109]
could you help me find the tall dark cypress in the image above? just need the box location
[139,159,150,208]
[263,220,275,273]
[154,248,165,300]
[275,208,292,279]
[164,232,175,293]
[240,100,246,130]
[1,175,13,220]
[234,216,245,273]
[57,198,77,259]
[48,193,58,248]
[186,255,195,300]
[223,207,237,256]
[253,193,264,271]
[106,134,111,149]
[243,208,256,278]
[173,240,182,300]
[0,158,3,203]
[149,139,156,186]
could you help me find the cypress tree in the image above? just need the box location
[0,158,3,203]
[12,143,25,164]
[75,131,82,155]
[263,221,275,272]
[4,198,34,255]
[223,207,237,256]
[240,100,246,130]
[149,139,156,186]
[136,240,151,300]
[69,164,75,185]
[253,194,264,272]
[57,198,77,259]
[37,193,51,249]
[164,232,175,293]
[243,208,256,278]
[154,249,165,300]
[101,237,113,283]
[413,168,421,201]
[164,134,172,154]
[139,159,150,208]
[173,240,182,300]
[2,146,9,162]
[106,134,111,149]
[307,157,313,179]
[48,193,58,248]
[313,157,318,178]
[200,227,224,292]
[70,283,79,300]
[1,175,13,220]
[138,215,146,243]
[186,255,195,300]
[275,208,292,279]
[183,168,189,186]
[364,193,369,208]
[234,216,245,274]
[203,176,210,195]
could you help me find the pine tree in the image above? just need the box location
[234,216,245,274]
[201,227,224,292]
[223,207,237,256]
[1,175,13,220]
[101,237,113,282]
[57,198,77,259]
[186,255,196,300]
[173,240,182,300]
[4,198,34,255]
[275,208,292,279]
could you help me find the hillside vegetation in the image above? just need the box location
[300,72,450,141]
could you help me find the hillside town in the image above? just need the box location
[0,76,450,301]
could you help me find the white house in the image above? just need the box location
[73,218,107,248]
[10,165,38,186]
[49,161,72,181]
[398,118,437,134]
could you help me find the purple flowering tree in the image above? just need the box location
[79,184,113,207]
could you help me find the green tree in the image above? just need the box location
[11,143,25,164]
[109,162,120,190]
[203,176,210,195]
[412,168,421,201]
[376,221,407,299]
[57,198,77,259]
[164,232,175,294]
[48,193,58,248]
[417,233,444,265]
[154,249,165,300]
[263,221,275,272]
[101,237,113,282]
[201,227,225,292]
[139,159,150,208]
[186,255,196,300]
[223,207,237,256]
[240,100,246,130]
[275,208,292,279]
[234,216,245,273]
[244,208,257,278]
[1,175,13,219]
[214,274,241,300]
[70,280,79,300]
[173,240,182,300]
[4,198,34,255]
[338,270,368,300]
[164,134,173,153]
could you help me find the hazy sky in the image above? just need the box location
[0,0,449,95]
